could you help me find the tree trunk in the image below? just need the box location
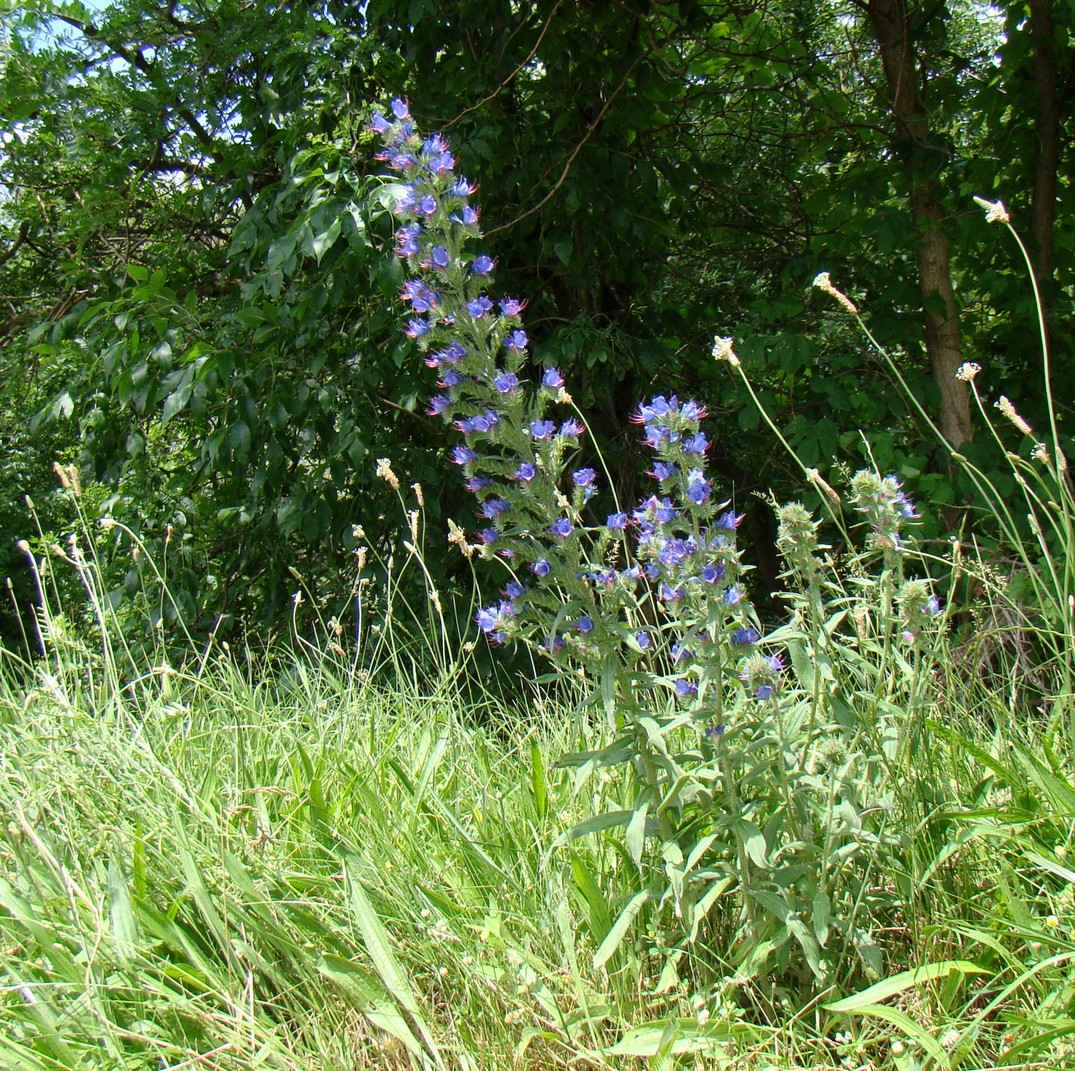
[1029,0,1059,283]
[865,0,973,447]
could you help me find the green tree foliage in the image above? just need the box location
[1,0,1072,641]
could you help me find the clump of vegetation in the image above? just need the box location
[2,93,1074,1070]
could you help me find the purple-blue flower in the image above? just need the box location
[400,279,439,313]
[686,469,710,505]
[514,462,536,482]
[456,409,500,434]
[530,420,555,440]
[606,512,628,529]
[467,296,493,318]
[542,367,564,390]
[701,562,725,584]
[480,497,509,519]
[550,517,573,538]
[572,468,596,487]
[494,372,520,394]
[395,225,420,258]
[471,254,494,275]
[503,329,528,353]
[530,559,551,577]
[576,614,594,634]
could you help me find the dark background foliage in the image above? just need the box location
[1,0,1072,652]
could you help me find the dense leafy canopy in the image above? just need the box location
[1,0,1073,647]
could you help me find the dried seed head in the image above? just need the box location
[711,335,740,367]
[376,457,400,490]
[805,467,841,506]
[812,272,858,314]
[994,396,1034,437]
[973,195,1009,224]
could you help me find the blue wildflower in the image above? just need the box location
[731,626,760,646]
[395,225,421,258]
[686,468,710,505]
[503,329,528,353]
[480,498,509,519]
[701,562,726,584]
[466,296,493,318]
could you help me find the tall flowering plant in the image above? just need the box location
[371,99,761,689]
[369,99,944,990]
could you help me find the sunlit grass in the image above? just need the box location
[1,603,1073,1070]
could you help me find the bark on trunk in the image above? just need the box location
[1029,0,1059,283]
[866,0,973,447]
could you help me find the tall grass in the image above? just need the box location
[2,488,1074,1070]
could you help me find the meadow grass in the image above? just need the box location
[1,542,1074,1071]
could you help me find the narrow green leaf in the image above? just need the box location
[625,800,649,868]
[593,888,650,970]
[342,854,444,1069]
[529,740,547,821]
[825,960,986,1012]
